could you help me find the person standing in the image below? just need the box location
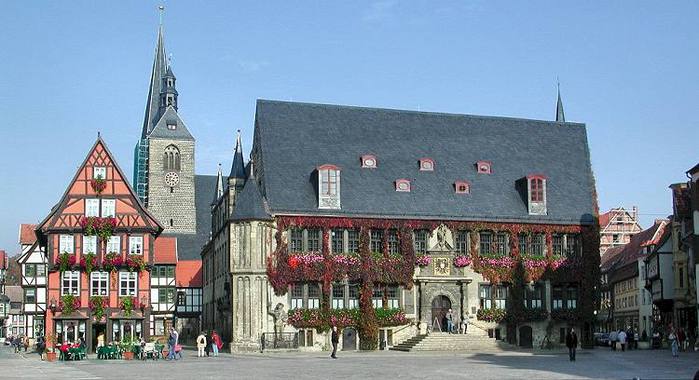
[330,326,339,359]
[669,328,679,357]
[167,327,179,360]
[610,330,618,351]
[36,335,45,361]
[618,330,627,351]
[626,328,634,350]
[446,309,454,334]
[565,328,578,362]
[211,331,222,357]
[196,332,207,358]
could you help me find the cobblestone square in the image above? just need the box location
[1,346,697,380]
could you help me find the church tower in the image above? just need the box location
[133,17,196,234]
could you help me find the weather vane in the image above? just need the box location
[158,5,165,25]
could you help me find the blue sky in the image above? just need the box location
[1,1,697,254]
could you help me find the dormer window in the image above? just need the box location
[93,166,106,180]
[476,161,492,174]
[395,179,411,192]
[361,155,377,169]
[527,174,547,215]
[419,158,434,171]
[167,123,177,130]
[454,180,470,194]
[317,164,341,209]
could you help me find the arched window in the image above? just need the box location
[163,145,180,172]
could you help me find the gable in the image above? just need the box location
[148,106,194,141]
[254,100,596,224]
[37,137,163,237]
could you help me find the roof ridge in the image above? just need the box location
[256,98,586,126]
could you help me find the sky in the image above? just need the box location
[0,1,697,255]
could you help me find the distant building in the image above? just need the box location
[599,207,642,256]
[16,223,47,342]
[2,285,23,339]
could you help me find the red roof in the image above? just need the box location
[176,260,202,287]
[19,224,37,245]
[153,237,178,264]
[598,212,610,229]
[602,219,668,272]
[0,250,6,270]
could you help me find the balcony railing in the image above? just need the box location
[261,332,298,351]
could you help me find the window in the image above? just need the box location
[159,288,175,305]
[387,286,399,309]
[387,230,400,255]
[565,235,580,257]
[101,199,116,217]
[370,230,384,253]
[479,232,508,256]
[455,231,469,255]
[395,179,411,192]
[307,283,321,309]
[83,235,97,255]
[480,284,492,309]
[307,229,321,252]
[298,329,314,347]
[348,284,359,309]
[612,234,620,243]
[91,272,109,296]
[320,168,339,196]
[552,287,563,309]
[167,123,177,130]
[476,161,492,174]
[372,286,383,308]
[519,233,545,256]
[93,166,106,179]
[290,284,303,309]
[679,266,684,288]
[119,272,137,296]
[85,199,100,217]
[62,271,80,295]
[566,287,578,309]
[413,230,427,255]
[419,158,434,171]
[59,235,74,254]
[129,236,143,255]
[530,178,544,202]
[106,236,120,254]
[347,230,359,254]
[25,288,36,304]
[524,285,543,308]
[289,229,303,252]
[361,155,377,168]
[331,229,344,254]
[552,235,563,256]
[455,181,470,194]
[164,145,180,172]
[332,284,345,309]
[318,165,341,209]
[177,292,186,306]
[493,285,507,309]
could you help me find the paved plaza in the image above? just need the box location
[0,346,697,380]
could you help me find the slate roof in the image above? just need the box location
[167,174,222,260]
[253,99,596,224]
[231,170,271,221]
[19,224,37,245]
[230,131,246,179]
[148,106,194,140]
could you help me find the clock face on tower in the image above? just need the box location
[164,172,179,187]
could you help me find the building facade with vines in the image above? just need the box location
[206,98,601,352]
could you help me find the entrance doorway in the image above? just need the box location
[431,295,452,332]
[92,323,106,353]
[519,326,533,348]
[342,327,357,351]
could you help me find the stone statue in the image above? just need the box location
[430,224,453,252]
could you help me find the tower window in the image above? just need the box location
[167,123,177,130]
[169,219,174,227]
[163,145,180,171]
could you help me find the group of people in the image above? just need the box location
[443,309,469,334]
[5,334,30,353]
[609,328,636,351]
[196,330,223,357]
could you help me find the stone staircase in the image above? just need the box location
[390,325,508,352]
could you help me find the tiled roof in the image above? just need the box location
[176,260,202,287]
[19,224,38,245]
[603,220,668,272]
[253,100,596,224]
[600,245,625,272]
[598,212,610,229]
[153,236,177,264]
[4,285,22,303]
[0,250,6,270]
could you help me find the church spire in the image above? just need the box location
[229,130,246,179]
[212,163,224,206]
[555,80,565,122]
[140,10,169,139]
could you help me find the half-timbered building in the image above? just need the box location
[36,137,163,352]
[204,98,601,352]
[17,223,47,341]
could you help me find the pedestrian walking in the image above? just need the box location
[610,330,618,351]
[669,329,679,357]
[446,309,454,334]
[36,335,45,361]
[565,328,578,362]
[211,331,222,357]
[205,331,213,357]
[626,328,634,350]
[197,332,207,358]
[618,330,627,351]
[330,325,339,359]
[678,328,686,352]
[167,327,179,360]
